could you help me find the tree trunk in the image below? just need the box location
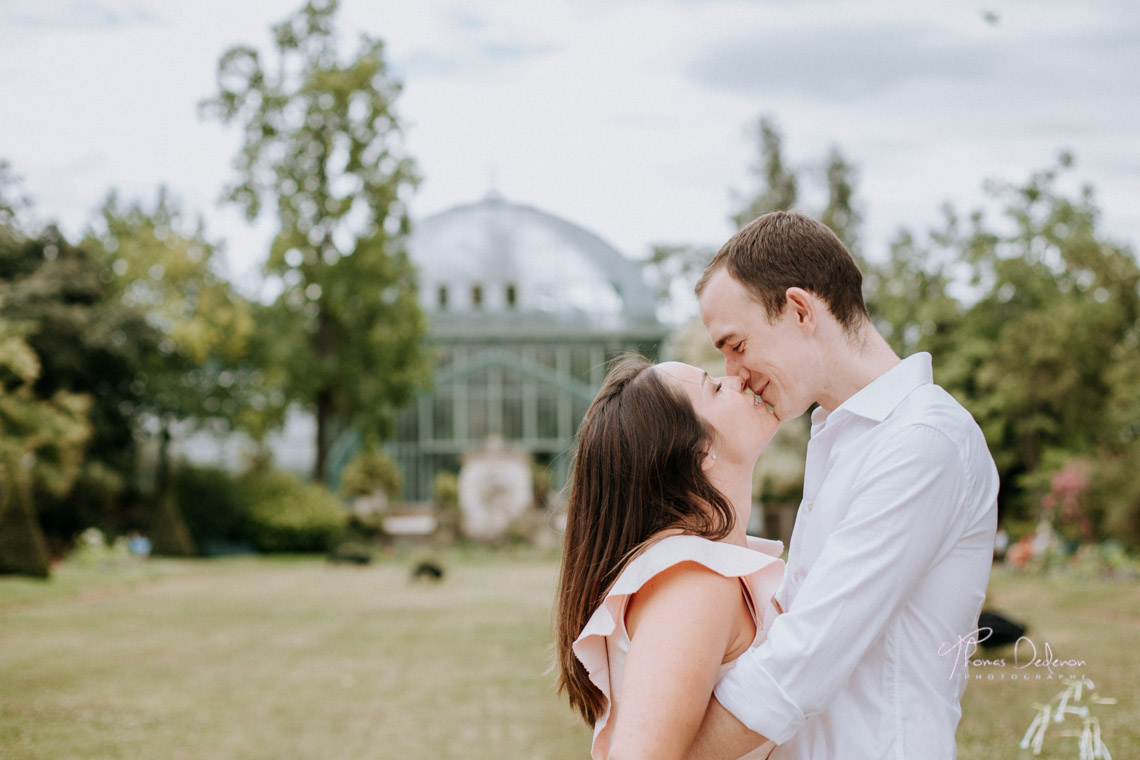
[149,424,196,557]
[312,272,333,484]
[0,458,52,578]
[156,423,172,499]
[314,387,332,484]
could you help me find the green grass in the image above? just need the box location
[1,556,1136,759]
[0,551,588,760]
[958,567,1140,760]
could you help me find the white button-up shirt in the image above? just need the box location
[715,353,999,759]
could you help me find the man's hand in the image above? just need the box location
[684,695,770,760]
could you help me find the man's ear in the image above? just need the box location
[784,287,817,334]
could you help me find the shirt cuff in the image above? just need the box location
[714,651,805,745]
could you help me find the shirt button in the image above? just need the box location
[804,500,813,513]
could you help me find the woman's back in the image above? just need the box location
[573,534,784,760]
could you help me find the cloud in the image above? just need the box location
[396,40,555,80]
[686,22,1002,100]
[448,8,485,31]
[392,6,557,81]
[1,0,154,29]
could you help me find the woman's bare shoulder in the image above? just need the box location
[624,559,749,644]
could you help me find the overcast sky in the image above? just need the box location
[2,0,1138,298]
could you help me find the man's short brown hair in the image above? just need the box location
[695,210,869,332]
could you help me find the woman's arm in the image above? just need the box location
[607,561,767,760]
[685,696,768,760]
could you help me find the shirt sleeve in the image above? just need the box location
[713,423,969,743]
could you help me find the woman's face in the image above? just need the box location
[655,362,780,470]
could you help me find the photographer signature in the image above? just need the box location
[938,628,1086,679]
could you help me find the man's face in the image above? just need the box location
[698,268,816,422]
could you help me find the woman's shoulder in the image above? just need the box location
[574,534,785,654]
[607,534,783,598]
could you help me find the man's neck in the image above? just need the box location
[815,325,900,412]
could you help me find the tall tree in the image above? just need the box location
[730,116,798,229]
[927,155,1140,523]
[863,224,962,358]
[647,116,865,321]
[1086,321,1140,547]
[0,161,33,237]
[0,202,156,544]
[0,320,91,576]
[819,147,863,264]
[201,0,430,482]
[84,189,260,555]
[645,117,805,320]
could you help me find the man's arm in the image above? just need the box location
[713,424,973,742]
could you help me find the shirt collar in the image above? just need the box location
[811,352,933,433]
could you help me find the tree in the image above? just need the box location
[917,155,1140,525]
[84,189,261,555]
[1086,329,1140,548]
[819,147,862,263]
[644,117,796,319]
[201,0,430,482]
[863,225,962,358]
[0,161,33,238]
[0,209,157,544]
[0,319,90,576]
[646,116,864,322]
[730,116,799,230]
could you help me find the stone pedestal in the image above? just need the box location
[457,436,533,542]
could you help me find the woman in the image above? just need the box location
[554,355,784,760]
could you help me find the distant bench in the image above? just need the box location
[382,513,438,537]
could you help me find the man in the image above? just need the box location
[689,211,998,759]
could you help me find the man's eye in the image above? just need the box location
[714,382,722,393]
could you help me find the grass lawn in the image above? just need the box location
[958,567,1140,760]
[1,552,1137,759]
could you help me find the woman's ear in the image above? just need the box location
[701,450,718,472]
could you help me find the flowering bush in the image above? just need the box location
[1042,459,1094,544]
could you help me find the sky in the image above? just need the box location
[1,0,1138,303]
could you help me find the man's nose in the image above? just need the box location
[724,355,748,384]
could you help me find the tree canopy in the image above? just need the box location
[201,0,430,482]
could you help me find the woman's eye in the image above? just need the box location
[733,343,744,353]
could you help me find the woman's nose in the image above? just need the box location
[717,375,745,393]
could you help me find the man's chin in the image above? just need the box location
[773,404,812,422]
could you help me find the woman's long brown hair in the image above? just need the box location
[554,355,736,725]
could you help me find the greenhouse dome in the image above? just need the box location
[408,191,659,334]
[381,193,666,503]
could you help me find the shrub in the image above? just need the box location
[175,465,250,549]
[432,471,458,509]
[66,527,131,568]
[241,470,346,553]
[174,464,350,554]
[340,448,402,501]
[1087,442,1140,551]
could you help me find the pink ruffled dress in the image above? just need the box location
[572,534,785,760]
